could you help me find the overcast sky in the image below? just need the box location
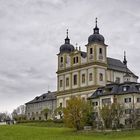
[0,0,140,113]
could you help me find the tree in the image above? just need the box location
[0,112,10,122]
[12,105,26,121]
[99,103,123,129]
[54,106,63,119]
[41,108,50,120]
[63,96,92,130]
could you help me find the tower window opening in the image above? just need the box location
[99,48,102,54]
[60,57,63,63]
[90,48,93,54]
[99,73,103,81]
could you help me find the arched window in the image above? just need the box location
[60,57,63,63]
[73,57,75,64]
[90,48,93,54]
[99,48,102,54]
[73,74,77,85]
[76,56,78,63]
[60,80,63,87]
[99,73,103,81]
[73,56,78,64]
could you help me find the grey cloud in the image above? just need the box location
[0,0,140,112]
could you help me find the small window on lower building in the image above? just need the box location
[60,103,62,107]
[124,98,131,103]
[93,102,98,106]
[125,118,132,125]
[102,98,111,105]
[125,109,132,114]
[82,97,86,101]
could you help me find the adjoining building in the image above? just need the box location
[88,81,140,127]
[25,91,56,120]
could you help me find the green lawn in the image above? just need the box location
[0,124,140,140]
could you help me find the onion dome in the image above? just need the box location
[60,29,75,53]
[88,18,105,45]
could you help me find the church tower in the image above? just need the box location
[86,18,107,86]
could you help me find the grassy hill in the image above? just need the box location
[0,123,140,140]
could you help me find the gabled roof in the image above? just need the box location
[107,57,138,78]
[25,91,56,105]
[88,82,140,99]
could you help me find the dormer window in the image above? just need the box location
[35,96,39,100]
[115,77,120,83]
[123,86,128,92]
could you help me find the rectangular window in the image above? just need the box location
[125,118,132,125]
[73,57,75,64]
[115,77,120,83]
[82,74,85,84]
[102,98,111,105]
[66,77,69,87]
[124,98,131,103]
[89,73,93,81]
[60,80,63,88]
[99,73,103,81]
[82,97,86,101]
[93,102,98,106]
[60,103,62,107]
[73,74,77,85]
[137,98,140,103]
[136,109,140,115]
[73,56,78,64]
[125,109,132,114]
[76,56,78,63]
[90,48,93,54]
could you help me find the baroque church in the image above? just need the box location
[56,18,138,108]
[25,18,139,122]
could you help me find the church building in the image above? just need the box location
[56,18,138,108]
[25,18,139,121]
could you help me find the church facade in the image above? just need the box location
[56,19,138,108]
